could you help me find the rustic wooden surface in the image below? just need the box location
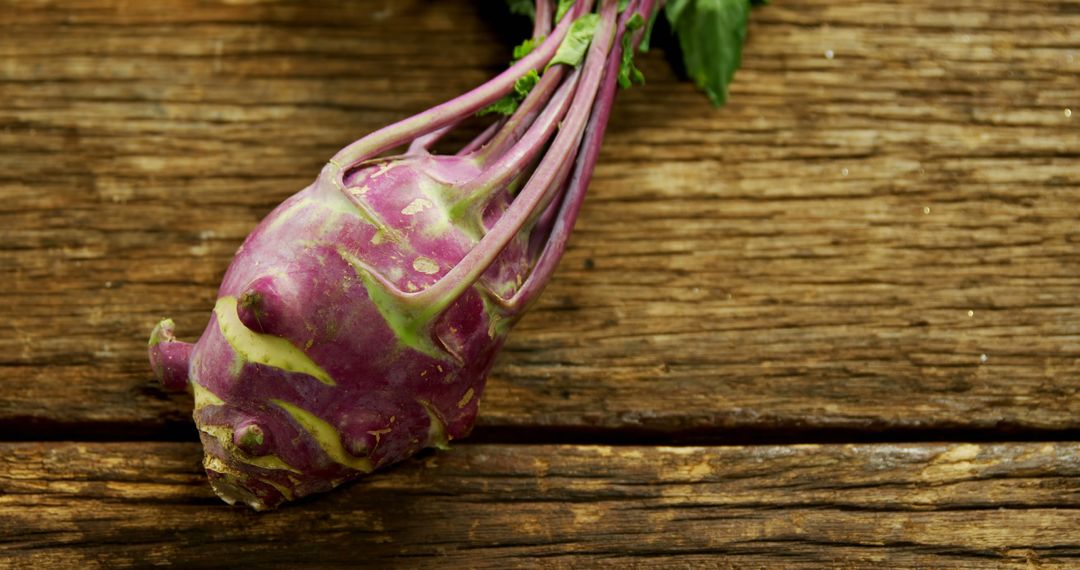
[1,0,1078,566]
[3,442,1079,568]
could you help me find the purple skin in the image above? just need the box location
[148,0,652,510]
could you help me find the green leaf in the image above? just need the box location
[617,14,647,89]
[514,69,540,98]
[478,70,541,117]
[547,13,600,69]
[505,0,536,20]
[665,0,750,106]
[478,95,520,117]
[639,8,661,52]
[555,0,575,23]
[512,37,541,61]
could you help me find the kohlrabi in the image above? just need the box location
[150,0,758,509]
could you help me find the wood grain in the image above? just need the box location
[2,0,1079,438]
[2,441,1078,568]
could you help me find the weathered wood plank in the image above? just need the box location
[2,0,1079,437]
[1,442,1078,568]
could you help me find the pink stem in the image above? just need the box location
[407,122,456,154]
[472,65,568,164]
[525,142,577,259]
[530,0,658,257]
[352,0,619,319]
[458,67,579,200]
[456,0,558,158]
[509,0,655,310]
[328,6,580,170]
[527,154,574,260]
[471,0,591,162]
[457,119,505,156]
[533,0,552,37]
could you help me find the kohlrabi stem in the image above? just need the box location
[345,0,619,323]
[449,0,556,160]
[472,0,593,164]
[471,65,568,165]
[408,0,619,314]
[454,68,579,215]
[509,0,655,310]
[469,0,562,163]
[411,5,556,159]
[524,0,656,246]
[527,144,575,260]
[525,139,578,255]
[635,0,658,45]
[457,119,505,156]
[534,0,553,38]
[407,122,457,154]
[328,7,580,170]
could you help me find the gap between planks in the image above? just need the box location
[2,416,1080,447]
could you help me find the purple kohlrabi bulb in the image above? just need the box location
[148,0,645,509]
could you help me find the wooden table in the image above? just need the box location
[3,0,1078,567]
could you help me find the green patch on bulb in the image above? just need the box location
[239,427,264,449]
[478,289,514,339]
[487,271,520,300]
[446,199,488,242]
[336,247,450,361]
[200,423,301,474]
[148,319,174,347]
[271,399,374,472]
[264,196,312,234]
[256,476,295,501]
[203,455,280,511]
[420,215,454,240]
[321,173,398,239]
[191,380,225,411]
[214,296,336,386]
[229,352,245,378]
[418,400,451,451]
[245,430,264,448]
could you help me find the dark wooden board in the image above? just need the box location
[3,1,1079,564]
[3,0,1078,439]
[2,441,1078,568]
